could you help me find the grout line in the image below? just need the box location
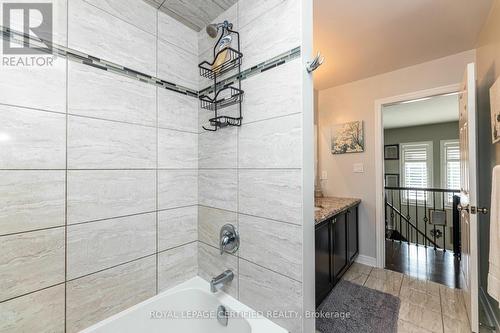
[201,167,302,170]
[0,225,66,238]
[198,204,303,227]
[0,169,67,171]
[0,281,66,305]
[0,102,64,115]
[66,112,199,133]
[198,240,238,260]
[64,2,69,330]
[240,112,302,126]
[439,285,446,333]
[0,101,198,135]
[238,257,303,284]
[66,253,157,282]
[236,83,241,299]
[80,0,157,37]
[63,241,197,292]
[67,211,158,227]
[0,168,198,171]
[158,240,198,255]
[155,10,159,296]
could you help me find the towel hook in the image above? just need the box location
[306,52,324,73]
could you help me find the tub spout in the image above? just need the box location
[210,270,234,293]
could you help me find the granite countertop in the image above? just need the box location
[315,197,361,225]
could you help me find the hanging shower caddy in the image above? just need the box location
[198,21,243,131]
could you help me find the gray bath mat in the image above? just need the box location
[316,280,400,333]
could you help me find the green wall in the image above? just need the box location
[384,121,459,187]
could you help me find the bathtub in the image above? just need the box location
[81,277,288,333]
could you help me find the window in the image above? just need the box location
[400,141,433,203]
[441,140,460,204]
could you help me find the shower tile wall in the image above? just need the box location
[197,0,304,332]
[0,0,198,331]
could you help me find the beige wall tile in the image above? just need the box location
[0,285,65,333]
[67,116,156,169]
[239,0,299,70]
[66,256,156,333]
[158,128,198,169]
[239,214,302,281]
[239,259,302,333]
[67,170,156,224]
[83,0,157,34]
[68,0,156,76]
[158,242,197,292]
[158,11,197,54]
[68,62,156,126]
[0,106,65,169]
[0,228,65,302]
[158,206,198,251]
[199,169,237,211]
[0,171,65,235]
[67,213,156,279]
[0,58,66,113]
[158,38,198,90]
[199,127,238,168]
[239,169,302,224]
[238,114,302,168]
[158,169,198,209]
[241,57,301,124]
[158,88,198,133]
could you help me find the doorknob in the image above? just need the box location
[457,204,469,213]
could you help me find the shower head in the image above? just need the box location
[205,20,233,38]
[206,24,219,38]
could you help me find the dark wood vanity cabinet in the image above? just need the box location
[347,207,359,262]
[331,213,347,283]
[315,221,333,303]
[315,204,359,307]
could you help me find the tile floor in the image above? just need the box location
[341,263,471,333]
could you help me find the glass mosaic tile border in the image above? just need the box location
[1,26,301,99]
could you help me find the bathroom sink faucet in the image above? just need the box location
[210,270,234,293]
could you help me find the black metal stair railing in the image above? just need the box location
[384,186,461,256]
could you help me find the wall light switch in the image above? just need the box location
[353,163,364,173]
[321,171,328,180]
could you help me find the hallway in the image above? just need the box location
[385,240,462,289]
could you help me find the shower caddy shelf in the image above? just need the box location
[198,47,243,80]
[198,22,243,131]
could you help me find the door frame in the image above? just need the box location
[374,83,461,268]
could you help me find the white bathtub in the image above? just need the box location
[81,277,288,333]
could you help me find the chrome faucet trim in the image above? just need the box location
[219,224,239,255]
[210,270,234,293]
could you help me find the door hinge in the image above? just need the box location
[470,206,489,215]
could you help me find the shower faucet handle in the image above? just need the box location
[219,224,239,255]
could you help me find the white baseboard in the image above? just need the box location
[355,254,377,267]
[480,287,500,331]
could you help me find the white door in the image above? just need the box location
[458,62,479,332]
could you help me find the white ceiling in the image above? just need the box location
[383,94,459,129]
[313,0,493,90]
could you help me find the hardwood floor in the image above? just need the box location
[385,240,462,289]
